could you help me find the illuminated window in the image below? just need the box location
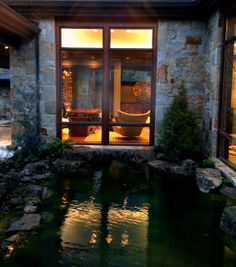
[61,28,103,48]
[219,16,236,167]
[110,29,153,49]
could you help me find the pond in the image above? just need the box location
[1,160,236,267]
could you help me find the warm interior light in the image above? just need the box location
[110,29,153,49]
[4,46,9,49]
[61,28,103,48]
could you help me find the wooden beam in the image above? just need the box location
[0,1,39,44]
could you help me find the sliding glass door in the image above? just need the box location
[58,24,156,145]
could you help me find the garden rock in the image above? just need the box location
[21,173,51,183]
[196,168,223,193]
[52,159,82,174]
[20,160,49,176]
[7,214,41,232]
[10,196,24,206]
[24,197,41,206]
[24,205,38,214]
[220,206,236,237]
[220,186,236,201]
[148,159,195,176]
[41,186,51,200]
[23,184,43,198]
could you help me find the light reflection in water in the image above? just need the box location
[60,169,149,267]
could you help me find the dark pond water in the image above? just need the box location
[2,160,236,267]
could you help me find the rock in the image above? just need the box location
[20,160,49,176]
[220,206,236,237]
[148,159,175,171]
[24,205,37,214]
[148,159,196,176]
[10,196,24,206]
[220,186,236,200]
[41,186,51,200]
[52,159,82,174]
[7,214,41,232]
[24,197,41,206]
[24,184,42,198]
[196,168,223,193]
[21,173,52,183]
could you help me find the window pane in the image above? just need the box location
[109,126,150,145]
[221,41,236,136]
[61,28,103,48]
[109,51,152,122]
[62,125,102,144]
[110,29,153,49]
[61,50,103,123]
[226,16,236,40]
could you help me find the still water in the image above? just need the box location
[2,160,236,267]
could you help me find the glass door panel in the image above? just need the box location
[220,40,236,165]
[109,51,152,144]
[61,50,103,143]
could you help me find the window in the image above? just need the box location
[219,16,236,167]
[58,25,156,145]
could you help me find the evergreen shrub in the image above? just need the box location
[159,88,203,161]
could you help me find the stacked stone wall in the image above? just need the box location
[203,11,222,157]
[38,19,56,137]
[10,39,38,144]
[156,19,206,134]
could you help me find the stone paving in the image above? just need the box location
[214,158,236,187]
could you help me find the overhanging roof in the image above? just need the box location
[1,0,220,19]
[0,1,39,46]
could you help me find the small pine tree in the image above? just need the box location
[159,88,203,161]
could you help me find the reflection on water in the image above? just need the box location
[58,162,236,267]
[3,161,236,267]
[60,167,149,267]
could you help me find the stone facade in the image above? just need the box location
[203,11,222,157]
[9,12,222,156]
[156,20,206,138]
[155,12,222,157]
[38,19,56,137]
[10,39,39,144]
[0,84,11,120]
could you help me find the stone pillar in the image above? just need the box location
[39,19,56,137]
[203,11,222,157]
[10,38,39,146]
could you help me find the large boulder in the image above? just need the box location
[220,206,236,237]
[20,160,50,176]
[52,159,82,174]
[148,159,196,176]
[7,214,41,232]
[196,168,223,193]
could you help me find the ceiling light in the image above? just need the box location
[4,46,9,49]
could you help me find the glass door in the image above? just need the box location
[59,25,156,145]
[60,28,103,144]
[219,16,236,167]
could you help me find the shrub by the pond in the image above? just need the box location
[159,88,203,161]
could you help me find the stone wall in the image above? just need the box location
[203,11,222,157]
[38,19,56,137]
[0,83,11,120]
[10,39,39,144]
[155,15,222,157]
[156,19,206,140]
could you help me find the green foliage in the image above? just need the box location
[198,158,215,168]
[12,137,72,168]
[159,88,203,161]
[39,138,72,160]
